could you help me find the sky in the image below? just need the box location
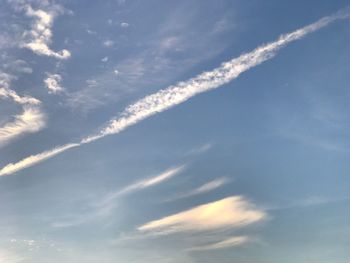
[0,0,350,262]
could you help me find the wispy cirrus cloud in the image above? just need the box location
[101,165,186,204]
[0,72,44,147]
[138,196,266,234]
[52,165,185,228]
[0,107,45,146]
[0,10,348,176]
[167,177,230,202]
[187,236,249,251]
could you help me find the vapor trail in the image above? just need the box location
[1,10,348,177]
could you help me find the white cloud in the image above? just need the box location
[20,4,71,59]
[44,73,64,93]
[188,236,249,251]
[82,11,348,144]
[0,10,347,176]
[185,177,229,197]
[138,196,266,234]
[102,165,185,202]
[0,107,46,146]
[0,73,40,105]
[0,143,79,176]
[0,73,44,146]
[101,56,109,62]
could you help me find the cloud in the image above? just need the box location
[165,177,229,202]
[0,10,348,176]
[0,107,46,146]
[0,143,79,176]
[52,165,186,228]
[0,73,40,105]
[101,165,186,203]
[138,196,266,234]
[44,73,64,93]
[20,3,71,59]
[0,73,44,146]
[82,10,349,144]
[188,236,249,251]
[183,177,229,198]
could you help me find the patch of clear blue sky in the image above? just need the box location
[0,0,349,262]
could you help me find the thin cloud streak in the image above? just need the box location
[188,236,249,251]
[101,165,186,204]
[0,10,348,176]
[0,73,44,146]
[176,177,230,201]
[0,143,79,176]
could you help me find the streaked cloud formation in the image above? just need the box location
[110,165,186,197]
[177,177,229,200]
[0,10,348,176]
[99,165,186,208]
[52,165,185,228]
[188,236,249,251]
[0,143,79,176]
[0,107,45,146]
[0,72,44,147]
[138,196,265,234]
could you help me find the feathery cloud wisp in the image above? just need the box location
[170,177,230,202]
[0,73,44,146]
[0,107,46,146]
[138,196,266,234]
[101,165,186,203]
[21,4,71,59]
[0,10,348,176]
[188,236,249,251]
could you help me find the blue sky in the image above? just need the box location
[0,0,350,262]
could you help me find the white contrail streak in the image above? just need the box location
[0,10,348,177]
[0,143,79,176]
